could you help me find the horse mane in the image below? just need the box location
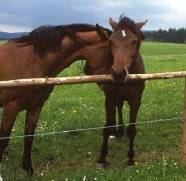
[117,15,145,40]
[13,24,111,57]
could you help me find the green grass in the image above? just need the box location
[0,40,6,45]
[0,41,186,180]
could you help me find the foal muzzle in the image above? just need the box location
[110,68,129,83]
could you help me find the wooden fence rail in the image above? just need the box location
[0,71,186,166]
[1,71,186,88]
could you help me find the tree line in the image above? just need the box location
[144,28,186,44]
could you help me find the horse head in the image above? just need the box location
[109,16,147,83]
[83,24,113,75]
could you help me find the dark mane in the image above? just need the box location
[117,15,145,39]
[12,24,110,57]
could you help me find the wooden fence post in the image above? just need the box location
[182,77,186,165]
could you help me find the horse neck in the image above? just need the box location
[47,32,108,76]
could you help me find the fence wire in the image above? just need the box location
[0,117,181,140]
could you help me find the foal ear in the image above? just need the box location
[96,24,109,41]
[109,18,118,30]
[136,20,148,29]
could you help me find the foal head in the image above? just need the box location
[109,16,147,83]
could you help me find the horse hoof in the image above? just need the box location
[96,163,106,168]
[96,159,107,168]
[96,161,108,168]
[23,166,34,178]
[127,160,135,166]
[27,172,34,179]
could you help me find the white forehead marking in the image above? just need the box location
[122,30,126,37]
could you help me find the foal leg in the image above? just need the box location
[127,98,141,166]
[97,95,116,166]
[0,102,19,171]
[116,101,124,136]
[22,105,43,177]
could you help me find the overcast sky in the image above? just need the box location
[0,0,185,33]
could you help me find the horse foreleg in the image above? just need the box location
[97,95,116,166]
[97,134,109,167]
[0,102,19,160]
[0,102,19,179]
[127,98,141,166]
[126,124,136,165]
[117,101,124,136]
[22,105,43,177]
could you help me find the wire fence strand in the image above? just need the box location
[0,117,181,140]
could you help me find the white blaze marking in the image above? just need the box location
[122,30,126,37]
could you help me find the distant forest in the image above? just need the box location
[0,28,186,44]
[144,28,186,44]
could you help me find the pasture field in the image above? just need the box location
[0,40,6,45]
[0,40,186,180]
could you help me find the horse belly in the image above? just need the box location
[0,86,54,109]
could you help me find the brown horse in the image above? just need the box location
[87,16,147,166]
[0,24,112,177]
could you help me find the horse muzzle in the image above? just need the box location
[110,68,129,83]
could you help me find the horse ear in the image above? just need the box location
[109,18,118,30]
[96,24,109,41]
[136,20,148,29]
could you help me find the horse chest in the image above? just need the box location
[103,82,144,100]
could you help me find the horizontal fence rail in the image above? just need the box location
[0,71,186,88]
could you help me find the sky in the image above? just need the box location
[0,0,185,33]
